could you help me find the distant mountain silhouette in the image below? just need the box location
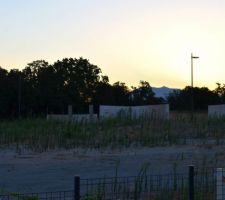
[152,86,180,99]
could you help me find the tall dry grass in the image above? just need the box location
[0,112,225,151]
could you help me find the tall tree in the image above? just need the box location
[0,67,9,117]
[22,60,50,115]
[130,81,162,105]
[93,75,114,105]
[167,86,220,110]
[52,57,102,112]
[214,83,225,103]
[111,82,130,105]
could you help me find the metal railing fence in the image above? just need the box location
[0,166,223,200]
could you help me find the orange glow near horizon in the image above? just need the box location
[0,0,225,90]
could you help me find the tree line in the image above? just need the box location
[167,84,224,111]
[0,57,163,118]
[0,57,224,118]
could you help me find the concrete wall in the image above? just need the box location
[208,104,225,117]
[99,104,169,119]
[47,104,169,122]
[47,114,98,122]
[99,106,130,119]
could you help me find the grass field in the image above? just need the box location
[0,112,225,151]
[1,112,224,196]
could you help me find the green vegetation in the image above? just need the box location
[0,191,39,200]
[0,112,225,151]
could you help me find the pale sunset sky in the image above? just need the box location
[0,0,225,89]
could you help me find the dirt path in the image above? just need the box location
[0,145,224,193]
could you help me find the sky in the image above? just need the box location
[0,0,225,89]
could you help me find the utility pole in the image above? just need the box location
[191,53,199,119]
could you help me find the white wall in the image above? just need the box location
[99,106,130,118]
[47,104,170,122]
[47,114,98,122]
[99,104,169,119]
[208,104,225,117]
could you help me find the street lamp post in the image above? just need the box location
[191,53,199,119]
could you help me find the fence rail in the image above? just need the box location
[0,166,223,200]
[0,190,74,200]
[79,174,189,200]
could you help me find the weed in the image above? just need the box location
[1,112,225,151]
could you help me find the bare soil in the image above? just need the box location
[1,144,225,193]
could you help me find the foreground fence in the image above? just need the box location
[76,166,215,200]
[77,174,189,200]
[1,166,225,200]
[0,190,74,200]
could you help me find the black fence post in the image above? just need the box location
[74,176,80,200]
[189,165,194,200]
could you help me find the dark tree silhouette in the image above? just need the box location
[167,86,220,111]
[214,83,225,103]
[52,57,102,113]
[0,67,10,117]
[1,57,221,118]
[130,81,163,105]
[111,82,130,105]
[93,75,114,105]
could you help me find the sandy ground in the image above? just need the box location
[1,144,225,193]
